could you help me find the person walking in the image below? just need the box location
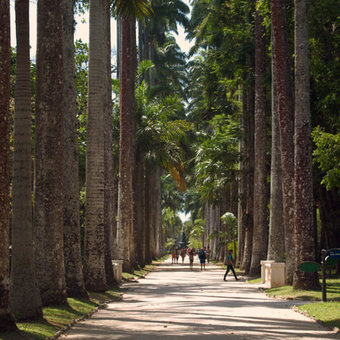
[223,249,238,281]
[189,248,195,270]
[198,247,206,270]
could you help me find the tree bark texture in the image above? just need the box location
[154,166,162,257]
[117,14,137,272]
[0,0,17,329]
[10,0,43,319]
[240,63,255,274]
[84,0,107,291]
[237,89,247,268]
[62,0,87,298]
[103,1,115,286]
[271,0,295,284]
[293,0,319,290]
[135,151,146,267]
[267,29,285,262]
[34,0,67,305]
[250,8,268,276]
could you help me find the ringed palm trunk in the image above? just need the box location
[104,2,115,286]
[293,0,319,290]
[250,8,268,276]
[267,25,284,262]
[154,166,162,258]
[117,14,137,272]
[63,0,87,297]
[84,0,107,291]
[271,0,295,284]
[10,0,43,318]
[34,0,67,305]
[0,0,17,329]
[241,62,255,274]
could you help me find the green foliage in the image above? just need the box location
[75,39,89,158]
[114,0,153,23]
[194,114,240,203]
[312,126,340,191]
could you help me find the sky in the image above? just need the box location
[10,0,194,61]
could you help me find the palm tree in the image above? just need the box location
[10,0,42,318]
[84,0,107,290]
[34,0,67,305]
[271,0,295,284]
[0,0,17,330]
[267,26,284,262]
[293,0,319,290]
[249,6,268,276]
[63,0,87,297]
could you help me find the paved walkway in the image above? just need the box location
[62,257,339,339]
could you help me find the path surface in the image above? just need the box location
[63,257,339,339]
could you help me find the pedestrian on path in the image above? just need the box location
[223,249,238,281]
[180,248,186,263]
[198,247,206,270]
[189,248,195,270]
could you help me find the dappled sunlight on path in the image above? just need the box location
[63,257,340,339]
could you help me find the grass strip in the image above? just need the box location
[259,276,340,330]
[1,257,167,340]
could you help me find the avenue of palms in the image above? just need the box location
[0,0,339,334]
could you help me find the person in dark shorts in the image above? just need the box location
[198,247,206,270]
[223,249,238,281]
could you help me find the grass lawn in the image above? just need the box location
[0,258,166,340]
[257,275,340,330]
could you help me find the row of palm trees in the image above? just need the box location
[0,0,190,330]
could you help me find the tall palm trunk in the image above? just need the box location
[154,166,162,257]
[250,8,268,276]
[268,45,285,262]
[104,1,115,286]
[271,0,295,284]
[84,0,107,291]
[0,0,17,329]
[63,0,87,298]
[135,150,146,267]
[34,0,67,305]
[10,0,43,318]
[267,25,284,262]
[117,14,137,272]
[240,63,255,274]
[293,0,319,290]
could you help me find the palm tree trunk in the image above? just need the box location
[250,7,268,276]
[0,0,17,329]
[241,61,255,274]
[10,0,43,318]
[135,150,146,267]
[34,0,67,305]
[271,0,295,284]
[84,0,107,291]
[267,25,285,262]
[62,0,87,298]
[104,0,115,286]
[293,0,319,290]
[117,14,137,272]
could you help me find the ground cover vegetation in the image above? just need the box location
[0,0,339,336]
